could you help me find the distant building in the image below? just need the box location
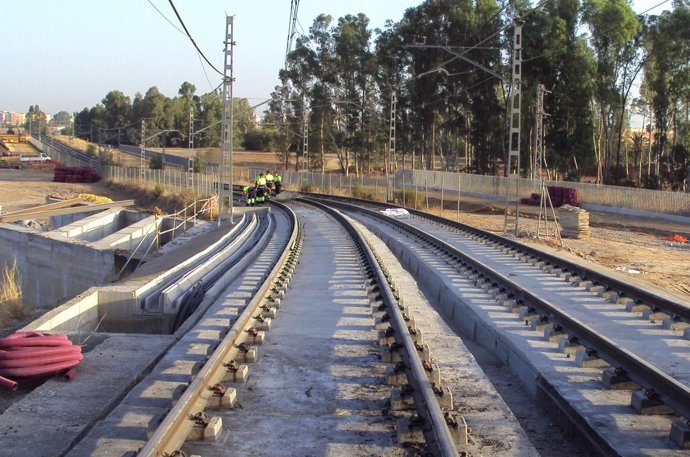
[1,111,25,127]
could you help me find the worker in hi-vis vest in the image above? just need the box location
[274,171,282,195]
[242,184,256,206]
[255,173,267,203]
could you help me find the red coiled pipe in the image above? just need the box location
[0,332,83,391]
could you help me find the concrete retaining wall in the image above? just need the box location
[90,213,163,251]
[0,223,117,308]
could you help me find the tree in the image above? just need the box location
[24,105,48,135]
[582,0,642,183]
[50,111,72,127]
[643,4,690,188]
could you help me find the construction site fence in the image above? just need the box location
[30,135,690,218]
[248,167,690,218]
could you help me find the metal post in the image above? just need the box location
[504,19,524,235]
[425,177,429,210]
[303,110,309,171]
[533,83,548,181]
[188,107,194,189]
[219,15,235,227]
[402,173,405,206]
[140,120,146,183]
[457,175,461,221]
[387,90,397,202]
[441,174,444,216]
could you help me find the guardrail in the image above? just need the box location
[118,195,218,277]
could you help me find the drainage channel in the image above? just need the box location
[320,197,690,456]
[175,200,462,457]
[62,202,297,457]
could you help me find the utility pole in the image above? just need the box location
[388,91,397,202]
[140,120,146,183]
[533,84,547,181]
[219,15,235,227]
[302,110,309,171]
[161,131,167,169]
[503,19,524,235]
[188,107,194,188]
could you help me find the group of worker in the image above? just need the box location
[242,170,282,206]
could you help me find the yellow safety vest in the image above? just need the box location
[257,177,267,186]
[266,173,274,182]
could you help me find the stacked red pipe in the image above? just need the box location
[0,332,83,391]
[53,166,101,183]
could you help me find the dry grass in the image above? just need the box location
[104,179,217,221]
[0,261,29,327]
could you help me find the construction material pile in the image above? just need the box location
[53,166,101,183]
[77,193,113,204]
[559,204,590,239]
[520,186,579,207]
[0,332,83,391]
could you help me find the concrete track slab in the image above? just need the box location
[184,204,406,457]
[350,215,541,456]
[405,217,690,388]
[360,213,687,456]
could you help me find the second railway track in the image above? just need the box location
[306,195,690,456]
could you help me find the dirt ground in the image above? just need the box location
[1,166,688,304]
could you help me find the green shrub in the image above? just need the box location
[149,155,163,169]
[300,183,315,193]
[85,144,97,157]
[351,185,376,200]
[393,189,423,208]
[152,184,165,199]
[192,151,207,173]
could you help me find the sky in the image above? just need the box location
[0,0,674,116]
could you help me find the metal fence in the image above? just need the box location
[408,169,690,216]
[31,136,690,219]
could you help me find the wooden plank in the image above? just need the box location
[0,200,136,223]
[0,198,84,218]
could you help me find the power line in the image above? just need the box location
[147,0,220,91]
[196,51,216,92]
[167,0,224,76]
[147,0,185,35]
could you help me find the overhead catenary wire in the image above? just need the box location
[147,0,185,36]
[167,0,224,76]
[147,0,220,92]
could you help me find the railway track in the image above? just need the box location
[5,192,689,456]
[65,196,539,456]
[171,197,547,457]
[305,195,690,455]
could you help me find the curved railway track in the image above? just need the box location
[303,194,690,454]
[6,191,689,457]
[139,198,469,456]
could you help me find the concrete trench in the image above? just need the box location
[0,206,279,457]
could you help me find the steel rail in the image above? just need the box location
[306,193,690,320]
[138,201,300,457]
[301,197,461,457]
[316,197,690,424]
